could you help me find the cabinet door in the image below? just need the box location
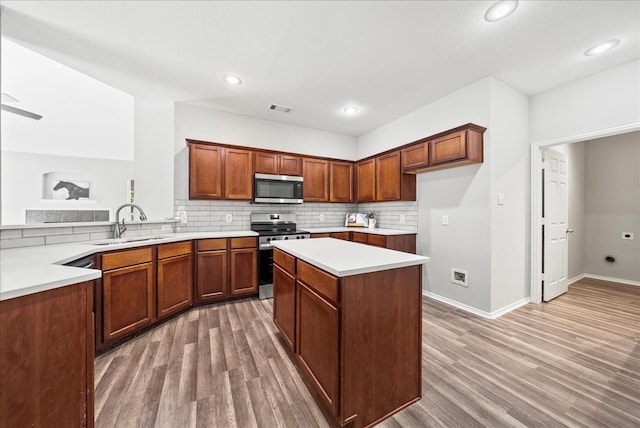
[273,264,296,351]
[279,155,302,176]
[356,158,376,202]
[103,262,153,342]
[157,254,193,319]
[189,143,222,199]
[0,282,93,428]
[430,130,467,165]
[330,161,353,202]
[297,281,339,417]
[367,234,387,248]
[225,148,253,200]
[230,248,257,296]
[254,152,279,174]
[401,141,429,171]
[303,158,329,202]
[376,151,401,201]
[351,232,368,244]
[197,250,228,301]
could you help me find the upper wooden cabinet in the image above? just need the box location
[357,152,415,202]
[402,124,485,173]
[189,143,223,199]
[225,147,253,200]
[329,161,353,203]
[356,158,376,202]
[188,142,252,200]
[254,152,302,176]
[401,141,429,171]
[303,158,330,202]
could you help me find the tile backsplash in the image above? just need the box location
[26,209,110,224]
[173,200,417,232]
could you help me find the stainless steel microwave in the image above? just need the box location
[254,173,304,204]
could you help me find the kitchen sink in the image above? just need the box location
[92,236,167,246]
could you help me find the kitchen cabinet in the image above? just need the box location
[225,147,253,200]
[310,232,351,240]
[303,158,329,201]
[156,242,193,320]
[254,152,302,176]
[188,142,252,200]
[402,124,485,173]
[401,140,429,171]
[273,248,296,351]
[189,143,223,199]
[329,160,354,202]
[1,281,95,428]
[351,232,416,253]
[272,242,423,428]
[196,236,257,301]
[356,158,376,202]
[230,237,258,296]
[196,238,227,301]
[101,248,154,343]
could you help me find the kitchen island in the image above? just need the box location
[271,238,429,428]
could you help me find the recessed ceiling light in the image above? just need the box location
[584,39,620,56]
[223,74,242,86]
[484,0,518,22]
[343,106,359,115]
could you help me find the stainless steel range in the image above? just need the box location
[250,213,310,299]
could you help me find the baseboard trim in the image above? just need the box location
[422,291,530,319]
[581,274,640,287]
[568,274,586,285]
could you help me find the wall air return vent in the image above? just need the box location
[269,104,294,114]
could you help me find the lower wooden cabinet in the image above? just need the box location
[157,249,193,319]
[297,280,340,416]
[196,237,258,302]
[102,261,154,343]
[273,263,296,350]
[351,232,416,253]
[0,281,95,428]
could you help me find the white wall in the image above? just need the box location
[488,78,530,312]
[133,99,175,220]
[1,151,133,224]
[530,60,640,144]
[584,132,640,281]
[360,78,494,312]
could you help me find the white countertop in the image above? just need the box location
[0,230,258,301]
[272,238,429,277]
[304,226,416,235]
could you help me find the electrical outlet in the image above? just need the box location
[400,214,405,223]
[442,215,449,226]
[162,224,172,231]
[225,214,232,223]
[319,214,325,222]
[622,232,634,240]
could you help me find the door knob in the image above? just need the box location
[566,228,574,234]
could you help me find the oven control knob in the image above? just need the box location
[266,237,271,242]
[284,236,289,240]
[300,236,305,239]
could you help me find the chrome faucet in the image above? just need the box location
[114,203,147,239]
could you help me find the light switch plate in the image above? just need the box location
[400,214,405,223]
[498,192,505,205]
[226,214,232,222]
[442,215,449,226]
[319,214,325,222]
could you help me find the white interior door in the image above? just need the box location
[543,148,569,301]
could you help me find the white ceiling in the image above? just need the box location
[1,1,638,136]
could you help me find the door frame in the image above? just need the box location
[529,123,639,303]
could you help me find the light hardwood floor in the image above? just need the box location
[95,278,640,427]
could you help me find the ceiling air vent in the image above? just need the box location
[269,104,294,114]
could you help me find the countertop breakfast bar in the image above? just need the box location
[271,238,429,428]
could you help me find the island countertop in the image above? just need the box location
[271,237,429,277]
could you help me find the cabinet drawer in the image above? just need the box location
[157,241,192,259]
[367,234,387,248]
[102,247,152,270]
[230,236,257,249]
[351,232,368,244]
[274,249,296,275]
[297,260,338,304]
[197,238,227,252]
[331,232,351,241]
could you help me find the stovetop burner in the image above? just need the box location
[250,212,310,249]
